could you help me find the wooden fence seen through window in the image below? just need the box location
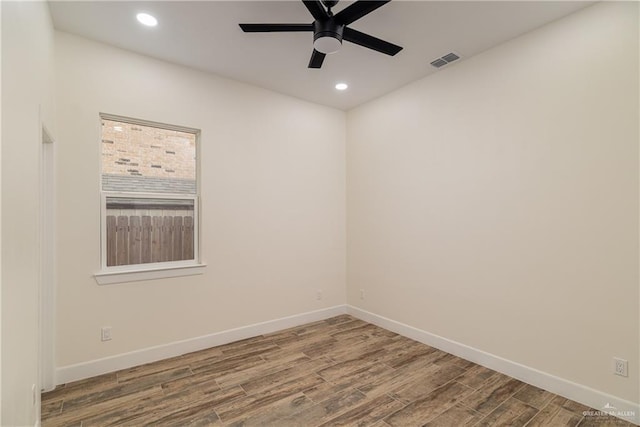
[106,215,194,266]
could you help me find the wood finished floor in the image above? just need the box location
[42,315,634,427]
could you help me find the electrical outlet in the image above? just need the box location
[360,289,365,300]
[31,384,37,406]
[613,357,628,377]
[101,326,112,342]
[316,290,322,300]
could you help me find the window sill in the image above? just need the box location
[94,263,206,285]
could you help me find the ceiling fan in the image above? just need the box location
[239,0,403,69]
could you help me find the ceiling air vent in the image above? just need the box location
[430,58,448,68]
[430,52,461,69]
[442,52,460,62]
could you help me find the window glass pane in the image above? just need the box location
[105,196,195,267]
[101,119,196,194]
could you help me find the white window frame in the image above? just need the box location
[95,114,205,285]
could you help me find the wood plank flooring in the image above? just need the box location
[42,315,634,426]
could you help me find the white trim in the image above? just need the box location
[53,303,638,425]
[94,263,206,285]
[99,112,200,135]
[347,305,640,426]
[55,305,347,384]
[39,124,56,392]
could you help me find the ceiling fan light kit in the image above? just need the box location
[313,20,344,54]
[239,0,403,69]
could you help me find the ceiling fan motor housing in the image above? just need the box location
[313,20,344,54]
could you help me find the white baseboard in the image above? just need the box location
[55,303,638,425]
[56,305,347,385]
[347,305,639,426]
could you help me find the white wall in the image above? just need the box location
[1,1,56,425]
[54,32,346,369]
[347,1,639,405]
[19,0,637,420]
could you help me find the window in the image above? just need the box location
[96,114,203,284]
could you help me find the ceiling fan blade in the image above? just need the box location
[302,0,329,21]
[308,49,326,68]
[239,23,313,32]
[334,0,390,25]
[343,27,402,56]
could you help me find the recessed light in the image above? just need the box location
[335,83,348,91]
[136,13,158,27]
[114,126,123,132]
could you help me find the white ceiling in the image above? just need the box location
[49,1,593,110]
